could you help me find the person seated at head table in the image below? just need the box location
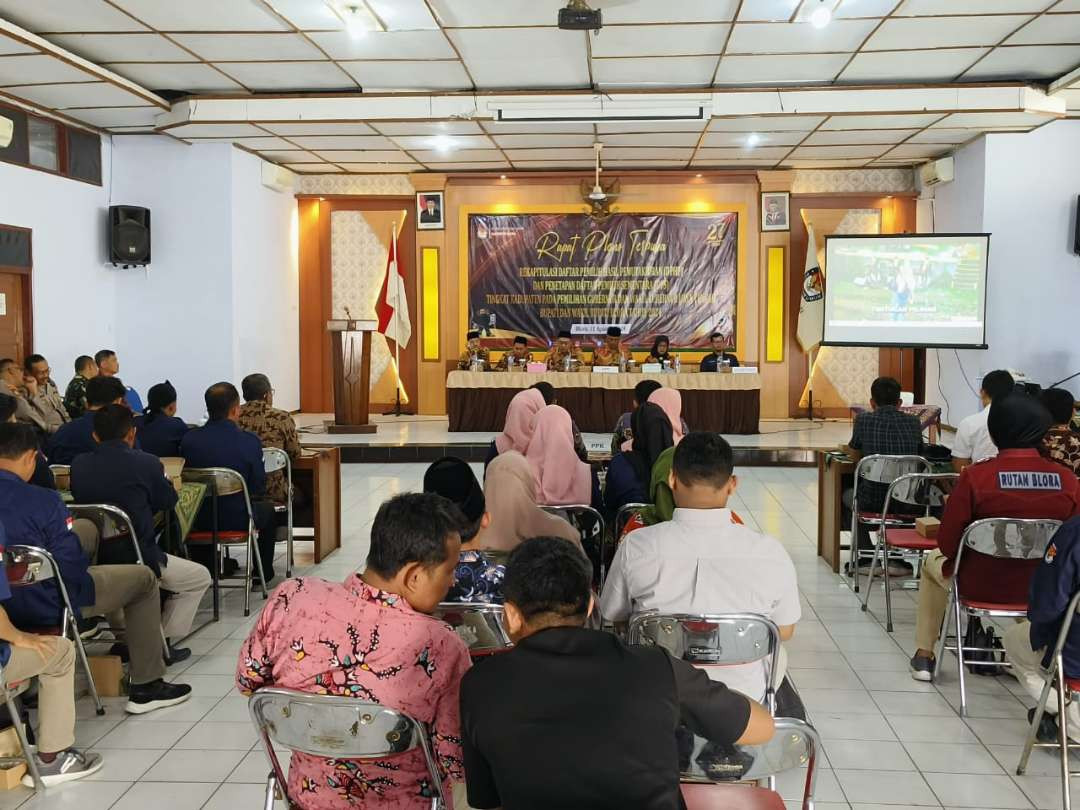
[544,329,581,371]
[237,372,301,507]
[460,536,775,810]
[951,369,1014,471]
[182,382,277,582]
[592,325,632,368]
[0,422,194,714]
[237,492,472,810]
[484,387,545,470]
[1039,386,1080,477]
[909,393,1080,682]
[46,375,128,465]
[457,330,489,370]
[63,355,98,420]
[0,392,54,489]
[525,405,600,511]
[698,330,741,371]
[0,358,49,436]
[0,519,104,786]
[95,349,143,413]
[602,432,800,705]
[605,402,673,518]
[134,381,190,458]
[494,335,534,370]
[24,354,69,433]
[646,334,675,367]
[70,404,211,658]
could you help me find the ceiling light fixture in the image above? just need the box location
[431,135,454,152]
[809,1,832,29]
[746,133,761,148]
[500,174,507,179]
[341,4,373,38]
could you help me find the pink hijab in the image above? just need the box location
[648,388,684,444]
[494,388,545,454]
[525,405,592,506]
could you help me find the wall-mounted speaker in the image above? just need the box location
[1074,195,1080,256]
[109,205,151,266]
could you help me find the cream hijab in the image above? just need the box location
[483,450,581,551]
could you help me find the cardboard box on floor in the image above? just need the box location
[0,727,26,789]
[87,655,125,698]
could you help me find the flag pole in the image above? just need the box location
[385,219,404,418]
[807,345,816,422]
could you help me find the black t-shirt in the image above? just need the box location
[699,352,740,371]
[460,626,750,810]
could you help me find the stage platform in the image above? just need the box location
[297,413,852,466]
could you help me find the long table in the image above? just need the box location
[446,370,761,433]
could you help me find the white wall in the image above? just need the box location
[926,121,1080,425]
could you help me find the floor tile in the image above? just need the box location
[873,691,955,717]
[825,740,915,771]
[174,720,258,750]
[800,688,881,714]
[96,721,195,750]
[84,749,166,782]
[203,782,282,810]
[226,749,274,784]
[964,717,1038,747]
[142,748,248,782]
[922,772,1033,809]
[835,770,938,805]
[903,742,1005,775]
[20,781,131,810]
[110,781,218,810]
[887,716,978,744]
[813,713,898,742]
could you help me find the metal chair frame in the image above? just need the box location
[262,448,294,578]
[182,467,268,618]
[248,686,446,810]
[860,472,958,632]
[1017,589,1080,810]
[539,503,606,585]
[0,661,43,792]
[848,454,931,593]
[613,500,649,543]
[5,545,104,716]
[933,517,1062,715]
[433,601,512,656]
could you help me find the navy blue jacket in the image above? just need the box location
[70,440,176,574]
[46,412,96,465]
[604,452,647,518]
[181,419,265,530]
[1030,517,1080,675]
[699,351,740,371]
[134,413,190,458]
[0,469,95,627]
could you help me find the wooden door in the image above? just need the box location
[0,224,32,362]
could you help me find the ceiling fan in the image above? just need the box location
[581,142,620,220]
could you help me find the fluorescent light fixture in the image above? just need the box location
[746,132,761,148]
[431,135,454,152]
[810,1,832,28]
[337,3,381,38]
[0,115,11,149]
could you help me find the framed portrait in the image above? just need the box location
[416,191,445,230]
[761,191,790,232]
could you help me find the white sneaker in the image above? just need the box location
[22,749,103,787]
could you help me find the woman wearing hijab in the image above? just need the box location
[484,451,580,551]
[604,402,673,516]
[134,381,189,457]
[909,393,1080,682]
[484,387,546,468]
[525,405,595,507]
[646,335,674,368]
[647,387,685,445]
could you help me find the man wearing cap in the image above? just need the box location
[593,326,632,368]
[458,330,490,371]
[495,336,534,371]
[545,331,581,371]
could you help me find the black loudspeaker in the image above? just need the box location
[1074,195,1080,255]
[109,205,151,266]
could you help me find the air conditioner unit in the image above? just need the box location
[261,161,295,193]
[919,156,954,187]
[0,115,12,149]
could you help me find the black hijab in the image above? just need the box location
[627,402,674,483]
[988,392,1052,450]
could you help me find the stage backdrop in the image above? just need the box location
[467,212,737,348]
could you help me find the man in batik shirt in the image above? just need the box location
[237,493,471,809]
[237,372,301,504]
[1041,388,1080,478]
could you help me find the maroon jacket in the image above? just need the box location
[940,448,1080,603]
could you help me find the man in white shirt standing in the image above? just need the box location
[600,432,800,702]
[951,369,1015,471]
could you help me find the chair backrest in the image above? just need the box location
[854,454,932,488]
[66,503,138,543]
[614,502,648,539]
[3,546,57,588]
[182,466,254,517]
[881,472,958,516]
[262,447,290,475]
[248,687,445,809]
[433,602,512,655]
[959,517,1063,563]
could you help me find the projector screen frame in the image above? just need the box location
[819,231,991,350]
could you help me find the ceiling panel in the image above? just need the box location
[5,81,147,108]
[171,33,324,61]
[428,0,567,27]
[485,121,595,134]
[262,0,344,30]
[595,120,706,133]
[411,148,506,162]
[265,122,377,136]
[961,44,1080,80]
[367,0,440,30]
[695,146,790,160]
[423,161,511,170]
[1055,0,1080,10]
[821,113,944,129]
[306,30,457,60]
[502,148,598,161]
[64,106,159,128]
[512,160,597,168]
[215,61,355,91]
[48,33,195,62]
[737,0,802,22]
[109,0,290,31]
[376,121,482,136]
[1005,13,1080,44]
[391,134,493,150]
[1058,88,1080,111]
[288,135,396,149]
[593,56,718,87]
[600,147,694,160]
[780,158,873,167]
[333,163,416,172]
[286,163,343,172]
[835,0,901,16]
[0,54,95,85]
[590,24,730,57]
[864,15,1031,50]
[259,149,318,162]
[0,39,36,57]
[709,115,824,131]
[313,150,418,162]
[700,130,804,146]
[837,48,987,82]
[105,63,244,92]
[603,0,739,22]
[599,132,701,146]
[803,128,917,144]
[894,0,1052,13]
[933,111,1057,127]
[0,0,148,32]
[789,144,889,158]
[163,123,268,137]
[713,53,851,84]
[727,19,878,53]
[906,128,980,143]
[604,159,689,167]
[448,29,589,88]
[340,60,471,91]
[690,157,779,166]
[492,133,596,148]
[230,136,295,149]
[881,143,954,159]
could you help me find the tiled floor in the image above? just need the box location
[7,462,1073,809]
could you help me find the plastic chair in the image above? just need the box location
[0,661,43,792]
[248,686,447,810]
[540,504,606,585]
[860,472,957,631]
[432,602,512,657]
[934,517,1062,715]
[848,454,931,592]
[66,503,170,656]
[262,447,293,578]
[182,467,269,618]
[679,717,820,810]
[4,545,104,716]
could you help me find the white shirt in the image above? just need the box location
[952,405,997,463]
[600,507,800,700]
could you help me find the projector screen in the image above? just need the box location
[822,233,990,348]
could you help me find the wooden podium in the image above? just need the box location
[326,319,378,434]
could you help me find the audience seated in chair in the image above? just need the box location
[528,382,589,461]
[525,404,600,509]
[237,372,301,511]
[134,381,190,457]
[605,401,674,517]
[24,354,69,433]
[951,369,1014,471]
[236,492,472,810]
[0,393,54,489]
[63,355,97,420]
[70,405,211,658]
[0,358,49,436]
[47,375,128,465]
[460,536,774,810]
[910,393,1080,681]
[484,387,545,469]
[601,432,800,704]
[94,349,142,413]
[0,423,192,714]
[1040,387,1080,478]
[181,382,277,582]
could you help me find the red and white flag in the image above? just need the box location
[375,226,411,348]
